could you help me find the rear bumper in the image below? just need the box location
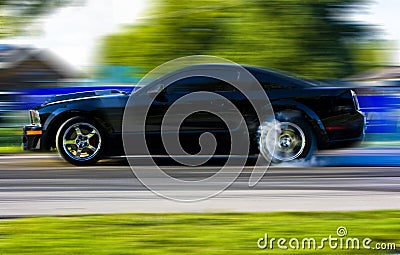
[322,110,366,148]
[23,125,43,150]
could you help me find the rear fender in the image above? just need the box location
[272,99,328,145]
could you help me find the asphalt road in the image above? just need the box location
[0,150,399,217]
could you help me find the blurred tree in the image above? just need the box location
[0,0,76,38]
[350,40,390,74]
[100,0,383,79]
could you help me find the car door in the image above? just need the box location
[146,76,231,154]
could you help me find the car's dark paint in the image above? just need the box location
[23,65,365,160]
[24,90,128,154]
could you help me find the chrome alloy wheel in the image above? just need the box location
[62,122,102,161]
[259,121,306,162]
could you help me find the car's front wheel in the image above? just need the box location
[56,117,104,166]
[258,117,315,163]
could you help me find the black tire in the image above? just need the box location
[258,115,316,163]
[56,117,105,166]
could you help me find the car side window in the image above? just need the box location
[251,70,298,90]
[165,76,236,94]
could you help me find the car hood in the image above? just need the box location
[42,89,129,106]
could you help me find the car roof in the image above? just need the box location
[178,64,318,87]
[143,64,317,89]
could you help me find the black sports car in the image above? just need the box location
[23,65,366,165]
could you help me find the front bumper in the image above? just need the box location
[23,125,43,150]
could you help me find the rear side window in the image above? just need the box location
[249,70,311,89]
[166,76,236,93]
[250,71,284,89]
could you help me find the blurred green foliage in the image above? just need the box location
[0,127,23,153]
[0,0,75,38]
[100,0,386,79]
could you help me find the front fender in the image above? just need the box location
[39,100,106,149]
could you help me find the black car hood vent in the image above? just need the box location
[44,90,127,105]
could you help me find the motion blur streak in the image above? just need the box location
[1,1,400,166]
[0,153,400,216]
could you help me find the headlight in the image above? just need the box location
[29,110,41,125]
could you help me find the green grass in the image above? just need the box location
[0,211,398,254]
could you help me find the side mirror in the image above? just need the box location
[147,83,165,98]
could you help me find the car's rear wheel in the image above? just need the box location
[258,117,315,163]
[56,117,104,166]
